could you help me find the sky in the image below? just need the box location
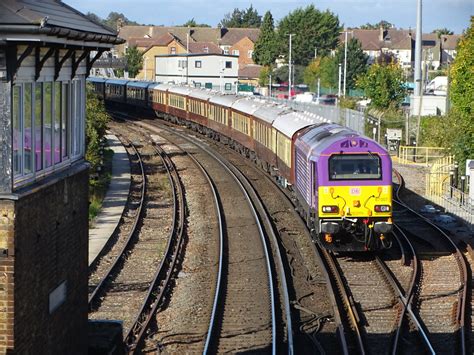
[66,0,473,34]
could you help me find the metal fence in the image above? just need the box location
[398,146,448,166]
[265,97,366,135]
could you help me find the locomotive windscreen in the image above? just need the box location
[329,154,381,180]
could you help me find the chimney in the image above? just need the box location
[148,26,153,38]
[379,26,385,41]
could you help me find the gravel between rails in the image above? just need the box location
[88,123,174,336]
[134,123,273,353]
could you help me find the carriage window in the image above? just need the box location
[329,154,381,180]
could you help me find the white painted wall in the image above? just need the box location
[155,54,239,91]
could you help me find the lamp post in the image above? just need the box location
[341,30,353,97]
[454,162,459,188]
[269,74,272,97]
[449,170,455,199]
[338,63,342,98]
[460,175,466,205]
[288,33,295,99]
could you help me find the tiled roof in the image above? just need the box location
[118,25,260,47]
[188,42,222,54]
[440,34,462,50]
[0,0,117,36]
[239,64,263,79]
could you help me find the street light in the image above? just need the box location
[341,30,353,97]
[288,33,295,99]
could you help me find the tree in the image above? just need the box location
[277,5,341,66]
[334,38,368,90]
[259,66,272,86]
[125,46,143,78]
[219,6,261,28]
[303,58,322,91]
[360,20,394,30]
[104,12,140,29]
[273,64,305,84]
[357,62,406,109]
[432,27,454,37]
[182,18,210,27]
[253,11,278,66]
[304,56,339,91]
[446,16,474,167]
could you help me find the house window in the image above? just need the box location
[205,83,213,89]
[170,47,176,55]
[248,50,253,58]
[232,49,240,56]
[195,60,202,68]
[223,48,229,55]
[178,60,187,68]
[195,82,202,88]
[225,61,232,69]
[203,47,209,54]
[225,83,232,91]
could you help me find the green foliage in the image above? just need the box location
[334,38,368,90]
[304,56,339,91]
[273,64,305,84]
[277,5,341,66]
[357,62,406,109]
[339,97,357,109]
[259,66,272,86]
[125,46,143,78]
[450,16,473,119]
[219,6,262,28]
[432,27,454,37]
[181,18,210,27]
[86,84,110,172]
[359,20,394,30]
[85,11,141,30]
[253,11,278,66]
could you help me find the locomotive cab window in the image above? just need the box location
[329,154,381,180]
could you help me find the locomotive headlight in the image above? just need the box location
[322,205,339,213]
[374,205,391,212]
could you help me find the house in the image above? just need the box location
[238,64,263,87]
[117,26,260,76]
[155,53,239,92]
[342,28,459,70]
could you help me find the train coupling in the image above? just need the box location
[373,221,393,234]
[321,221,340,234]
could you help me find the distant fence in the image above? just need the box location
[266,97,366,135]
[424,155,473,229]
[398,146,448,165]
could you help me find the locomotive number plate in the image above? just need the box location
[350,187,361,196]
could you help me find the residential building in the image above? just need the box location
[238,64,263,87]
[341,28,460,70]
[117,26,260,76]
[155,53,239,92]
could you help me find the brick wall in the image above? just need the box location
[0,165,89,354]
[230,37,255,69]
[0,200,15,353]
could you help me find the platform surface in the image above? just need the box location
[88,134,130,266]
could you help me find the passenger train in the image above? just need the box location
[88,77,393,252]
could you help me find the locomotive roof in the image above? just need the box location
[273,110,326,138]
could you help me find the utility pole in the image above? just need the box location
[314,48,317,59]
[343,30,348,97]
[414,0,422,97]
[269,74,272,97]
[338,63,342,98]
[288,34,295,99]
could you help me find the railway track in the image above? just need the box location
[131,118,294,353]
[88,124,186,353]
[393,169,469,354]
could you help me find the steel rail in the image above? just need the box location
[137,120,279,354]
[393,169,468,355]
[124,134,185,353]
[88,133,147,307]
[374,227,435,354]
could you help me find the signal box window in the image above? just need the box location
[225,61,232,69]
[195,82,202,88]
[205,83,213,89]
[195,61,202,68]
[225,83,232,91]
[329,154,381,180]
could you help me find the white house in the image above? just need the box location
[155,53,239,92]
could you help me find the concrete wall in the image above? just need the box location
[0,165,89,354]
